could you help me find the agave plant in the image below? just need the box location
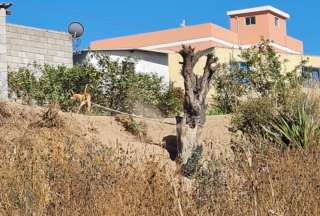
[265,105,320,149]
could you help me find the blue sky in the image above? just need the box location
[7,1,319,55]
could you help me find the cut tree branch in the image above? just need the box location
[193,47,215,65]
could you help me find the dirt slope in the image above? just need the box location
[0,102,232,166]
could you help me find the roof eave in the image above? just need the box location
[227,5,290,19]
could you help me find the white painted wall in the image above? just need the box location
[75,50,170,84]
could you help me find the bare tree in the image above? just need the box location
[176,45,220,165]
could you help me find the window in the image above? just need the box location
[239,62,250,71]
[312,68,320,81]
[302,67,320,80]
[302,67,320,87]
[245,16,256,25]
[230,62,249,71]
[275,17,280,27]
[230,62,251,84]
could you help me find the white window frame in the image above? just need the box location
[275,17,280,27]
[245,16,256,25]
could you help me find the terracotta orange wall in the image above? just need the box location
[230,11,303,53]
[230,12,271,45]
[286,36,303,53]
[267,12,287,44]
[267,13,303,53]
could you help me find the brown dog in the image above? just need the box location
[71,85,92,113]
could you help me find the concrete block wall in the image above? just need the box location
[0,8,7,99]
[6,23,73,71]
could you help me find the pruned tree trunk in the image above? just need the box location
[176,45,220,165]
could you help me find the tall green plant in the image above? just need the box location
[265,105,320,149]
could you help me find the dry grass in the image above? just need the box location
[0,102,320,215]
[36,103,64,128]
[0,102,12,126]
[304,84,320,121]
[0,103,180,215]
[115,114,147,139]
[192,139,320,216]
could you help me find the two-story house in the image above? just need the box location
[75,5,320,88]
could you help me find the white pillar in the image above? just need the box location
[0,8,7,99]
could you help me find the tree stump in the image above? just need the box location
[176,45,220,165]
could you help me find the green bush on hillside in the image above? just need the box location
[9,64,104,111]
[232,97,277,135]
[227,39,320,149]
[213,39,306,114]
[8,56,183,117]
[158,83,184,117]
[8,67,40,105]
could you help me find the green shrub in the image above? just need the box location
[96,55,160,112]
[9,64,103,111]
[98,56,141,112]
[115,115,147,139]
[96,55,182,116]
[233,83,320,149]
[213,63,247,114]
[131,73,164,110]
[273,71,305,118]
[225,39,314,149]
[38,64,104,110]
[181,145,203,178]
[207,105,225,116]
[8,56,183,117]
[8,67,40,105]
[214,39,307,114]
[232,97,277,135]
[239,39,283,97]
[158,83,184,117]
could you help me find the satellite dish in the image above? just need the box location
[68,22,84,38]
[68,22,85,53]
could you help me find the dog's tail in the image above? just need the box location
[84,84,89,94]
